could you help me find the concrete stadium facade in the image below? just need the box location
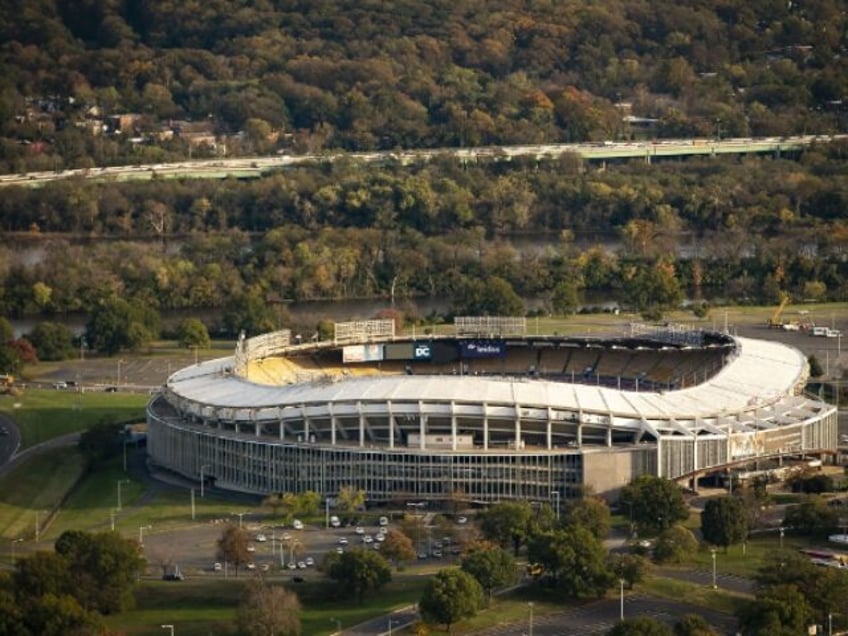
[146,320,837,504]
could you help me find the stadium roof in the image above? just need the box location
[166,336,812,428]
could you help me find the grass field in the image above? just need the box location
[0,446,87,549]
[0,388,148,449]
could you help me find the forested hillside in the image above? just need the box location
[1,0,848,357]
[1,0,846,171]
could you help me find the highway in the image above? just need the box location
[0,134,843,188]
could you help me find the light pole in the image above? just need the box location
[829,612,833,636]
[620,578,625,621]
[35,510,44,542]
[710,548,717,589]
[388,619,399,635]
[116,358,124,386]
[330,618,342,634]
[325,496,330,529]
[528,602,534,636]
[123,436,128,472]
[10,538,22,566]
[232,512,246,528]
[139,524,152,546]
[110,509,116,531]
[551,490,560,522]
[779,526,784,549]
[161,625,174,636]
[117,479,130,511]
[200,464,211,498]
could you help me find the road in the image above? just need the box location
[0,135,843,188]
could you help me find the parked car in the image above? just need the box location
[255,533,267,542]
[213,562,222,572]
[378,516,389,526]
[330,515,341,528]
[305,556,315,566]
[292,519,304,530]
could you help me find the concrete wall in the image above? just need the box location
[582,447,657,500]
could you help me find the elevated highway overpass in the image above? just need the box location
[1,134,843,188]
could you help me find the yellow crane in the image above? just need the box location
[768,294,790,328]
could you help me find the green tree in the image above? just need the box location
[562,497,611,539]
[783,496,838,538]
[380,529,416,570]
[221,290,277,338]
[527,525,613,598]
[479,501,533,554]
[216,524,252,576]
[674,614,718,636]
[606,553,649,590]
[737,584,812,636]
[26,321,74,361]
[460,543,518,600]
[176,318,211,350]
[85,297,159,355]
[701,497,748,550]
[326,547,391,603]
[653,525,699,565]
[619,475,688,535]
[13,551,72,600]
[21,592,105,636]
[236,578,302,636]
[607,616,673,636]
[551,279,580,315]
[77,419,124,468]
[419,568,484,633]
[53,529,145,614]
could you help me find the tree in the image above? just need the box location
[479,501,533,554]
[674,614,718,636]
[652,525,699,565]
[216,524,252,576]
[783,496,838,537]
[606,553,649,590]
[13,551,72,600]
[527,525,613,598]
[619,475,688,535]
[380,529,417,570]
[26,321,74,361]
[85,297,159,355]
[460,543,518,600]
[77,419,124,468]
[419,568,484,633]
[701,497,748,550]
[326,547,391,603]
[737,584,812,636]
[236,579,302,636]
[607,616,673,636]
[336,485,366,515]
[176,318,210,350]
[562,497,611,539]
[20,592,105,636]
[53,529,145,614]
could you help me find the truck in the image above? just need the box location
[811,327,841,338]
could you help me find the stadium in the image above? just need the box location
[147,317,837,504]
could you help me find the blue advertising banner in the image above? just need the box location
[413,341,433,360]
[459,340,506,358]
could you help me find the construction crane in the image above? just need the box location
[768,294,790,329]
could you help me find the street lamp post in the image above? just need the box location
[232,512,246,528]
[200,464,211,498]
[10,538,22,566]
[139,524,152,546]
[779,527,784,549]
[620,578,625,621]
[116,359,124,386]
[710,548,717,589]
[117,479,130,511]
[551,490,560,522]
[161,625,174,636]
[330,618,342,634]
[528,602,534,636]
[325,496,330,529]
[110,509,116,531]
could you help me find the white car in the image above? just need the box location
[336,546,344,554]
[213,562,222,571]
[292,519,304,530]
[354,526,365,535]
[457,516,468,525]
[338,537,349,545]
[305,556,315,566]
[246,544,256,552]
[330,515,341,528]
[378,516,389,526]
[255,533,267,542]
[376,533,386,542]
[363,535,373,544]
[297,561,307,569]
[246,562,256,570]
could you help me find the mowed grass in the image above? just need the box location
[0,388,147,449]
[0,446,86,546]
[640,575,746,616]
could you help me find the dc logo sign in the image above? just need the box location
[414,344,431,358]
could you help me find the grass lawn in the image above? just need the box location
[640,575,747,616]
[0,388,147,449]
[0,445,86,549]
